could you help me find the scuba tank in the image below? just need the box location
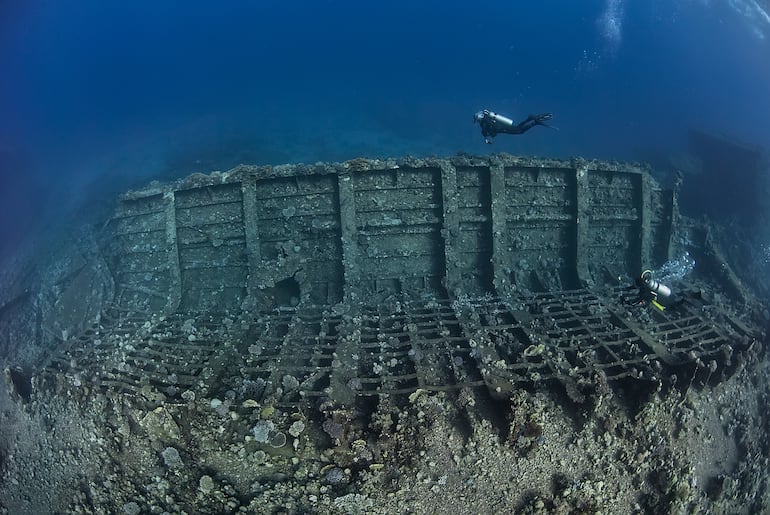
[641,270,671,298]
[485,111,514,127]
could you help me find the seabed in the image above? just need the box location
[0,154,768,514]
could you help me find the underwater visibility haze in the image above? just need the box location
[2,1,770,513]
[1,0,770,256]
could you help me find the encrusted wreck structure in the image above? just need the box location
[1,154,767,513]
[36,154,762,405]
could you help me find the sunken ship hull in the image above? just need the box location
[0,154,766,514]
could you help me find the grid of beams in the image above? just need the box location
[41,290,757,406]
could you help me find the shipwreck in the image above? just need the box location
[6,153,758,409]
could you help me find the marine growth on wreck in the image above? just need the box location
[1,153,768,514]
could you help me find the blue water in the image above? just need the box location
[1,0,769,257]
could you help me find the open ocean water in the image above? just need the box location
[1,0,769,258]
[2,3,770,513]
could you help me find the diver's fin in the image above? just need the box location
[535,113,558,130]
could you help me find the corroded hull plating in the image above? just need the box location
[35,154,758,406]
[111,155,676,313]
[3,154,768,514]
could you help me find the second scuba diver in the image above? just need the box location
[625,270,686,311]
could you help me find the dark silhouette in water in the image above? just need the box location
[473,110,555,144]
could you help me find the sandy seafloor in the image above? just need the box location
[0,334,768,514]
[2,2,770,513]
[0,211,768,514]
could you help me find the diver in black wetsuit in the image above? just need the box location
[624,270,686,311]
[473,109,554,144]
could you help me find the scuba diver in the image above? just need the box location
[624,270,686,311]
[473,109,555,144]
